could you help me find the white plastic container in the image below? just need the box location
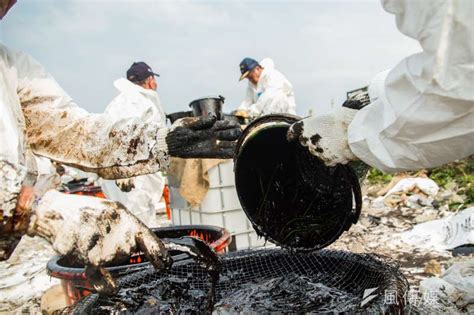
[170,160,269,250]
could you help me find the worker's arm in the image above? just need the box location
[288,0,474,172]
[12,47,239,179]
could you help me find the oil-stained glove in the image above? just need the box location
[166,111,194,124]
[287,107,359,166]
[115,178,135,192]
[27,190,172,295]
[159,115,242,159]
[287,92,370,166]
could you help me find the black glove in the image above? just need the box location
[166,115,241,159]
[166,111,194,124]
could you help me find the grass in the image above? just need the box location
[428,157,474,209]
[366,168,393,185]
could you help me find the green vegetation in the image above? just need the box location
[366,156,473,210]
[428,157,474,209]
[366,168,393,185]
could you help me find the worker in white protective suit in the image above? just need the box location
[238,57,297,116]
[100,62,168,227]
[288,0,474,173]
[0,0,241,295]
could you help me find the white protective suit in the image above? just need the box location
[34,156,61,196]
[347,0,473,172]
[0,43,169,223]
[100,78,167,226]
[239,58,297,116]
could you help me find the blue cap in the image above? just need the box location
[126,62,160,83]
[239,57,259,81]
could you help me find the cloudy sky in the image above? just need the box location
[1,0,420,116]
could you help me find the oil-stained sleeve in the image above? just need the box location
[12,47,169,179]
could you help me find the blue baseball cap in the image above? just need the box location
[126,62,160,83]
[239,57,260,81]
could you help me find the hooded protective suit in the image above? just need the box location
[290,0,473,173]
[239,58,297,116]
[100,78,167,226]
[348,0,474,172]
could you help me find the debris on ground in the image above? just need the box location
[402,207,473,251]
[420,261,474,311]
[1,159,472,313]
[331,160,473,313]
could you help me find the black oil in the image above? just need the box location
[90,237,221,314]
[235,125,361,250]
[94,276,210,314]
[92,268,362,314]
[78,249,408,314]
[163,236,221,314]
[214,272,361,313]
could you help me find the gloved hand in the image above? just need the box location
[287,91,371,167]
[287,107,359,166]
[27,190,172,295]
[162,115,242,159]
[115,178,135,192]
[166,111,194,124]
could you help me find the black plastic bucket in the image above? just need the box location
[234,114,362,251]
[189,95,225,120]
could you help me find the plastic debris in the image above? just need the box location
[420,261,474,308]
[385,178,439,197]
[401,207,474,251]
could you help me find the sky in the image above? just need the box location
[1,0,421,116]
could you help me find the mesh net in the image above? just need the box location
[72,248,408,314]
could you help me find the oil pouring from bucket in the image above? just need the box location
[234,114,362,250]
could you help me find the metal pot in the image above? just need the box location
[189,95,225,120]
[233,114,362,251]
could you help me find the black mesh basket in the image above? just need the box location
[72,249,408,314]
